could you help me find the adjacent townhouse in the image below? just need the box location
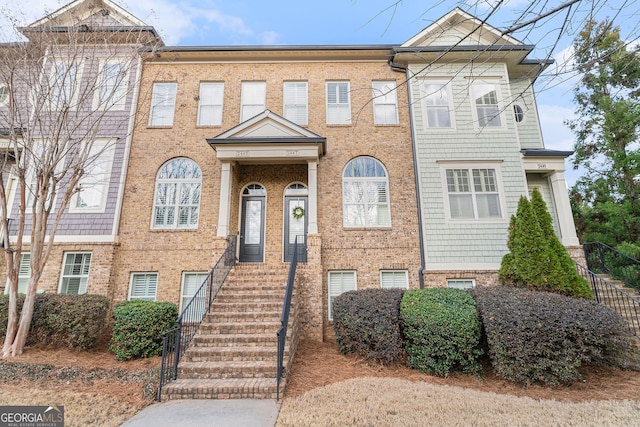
[0,0,161,297]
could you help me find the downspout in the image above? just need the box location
[389,54,425,289]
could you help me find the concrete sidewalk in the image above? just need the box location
[120,399,280,427]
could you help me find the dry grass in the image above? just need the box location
[0,382,149,427]
[277,377,640,427]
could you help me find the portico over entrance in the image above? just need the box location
[207,110,326,262]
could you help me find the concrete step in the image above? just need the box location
[162,378,279,400]
[178,360,277,379]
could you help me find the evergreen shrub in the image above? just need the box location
[472,286,632,386]
[333,288,406,364]
[400,288,482,376]
[109,300,178,361]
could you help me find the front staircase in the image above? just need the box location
[592,274,640,337]
[161,264,297,400]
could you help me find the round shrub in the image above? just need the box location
[472,286,633,386]
[400,288,482,376]
[333,288,406,365]
[109,300,178,361]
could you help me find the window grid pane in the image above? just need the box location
[342,158,390,227]
[423,83,452,128]
[473,83,501,127]
[327,82,351,124]
[150,83,177,126]
[198,83,224,126]
[372,81,398,125]
[283,82,308,125]
[61,252,91,295]
[446,167,502,220]
[130,273,158,301]
[153,159,201,229]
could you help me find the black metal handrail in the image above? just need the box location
[576,263,640,338]
[583,242,640,290]
[276,236,300,401]
[157,235,237,401]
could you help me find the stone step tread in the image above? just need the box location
[163,377,278,391]
[162,378,279,400]
[186,346,279,355]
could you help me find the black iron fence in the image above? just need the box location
[576,263,640,338]
[276,237,301,401]
[583,242,640,290]
[157,235,237,401]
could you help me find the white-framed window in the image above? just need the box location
[0,84,8,105]
[129,273,158,301]
[381,270,409,289]
[59,252,92,295]
[70,139,115,212]
[326,81,351,124]
[49,61,82,110]
[471,81,502,128]
[149,82,177,126]
[372,81,399,125]
[25,141,65,210]
[513,104,525,123]
[93,60,129,110]
[328,271,356,320]
[181,272,208,321]
[197,82,224,126]
[421,81,452,128]
[153,157,202,229]
[443,165,504,220]
[4,253,31,295]
[342,157,390,228]
[447,279,476,289]
[240,81,266,122]
[283,81,308,125]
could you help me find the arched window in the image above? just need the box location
[153,158,202,229]
[342,157,390,227]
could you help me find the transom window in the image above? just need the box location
[153,158,202,229]
[326,81,351,124]
[59,252,92,295]
[422,81,452,128]
[445,167,503,220]
[198,82,224,126]
[241,81,266,122]
[342,157,390,228]
[285,183,308,196]
[472,82,502,127]
[372,81,399,125]
[129,273,158,301]
[283,82,308,125]
[149,82,177,126]
[328,271,356,320]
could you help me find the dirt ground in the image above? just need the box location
[2,338,640,407]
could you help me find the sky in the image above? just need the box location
[2,0,639,186]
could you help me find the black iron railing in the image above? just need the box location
[584,242,640,290]
[276,236,301,401]
[576,263,640,338]
[157,235,237,401]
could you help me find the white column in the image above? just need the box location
[307,161,318,234]
[217,162,232,237]
[549,171,580,246]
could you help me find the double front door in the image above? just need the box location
[238,190,307,263]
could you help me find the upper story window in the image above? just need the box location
[342,157,390,228]
[0,84,8,105]
[513,104,525,123]
[422,81,452,128]
[149,82,177,126]
[444,165,503,220]
[93,60,128,110]
[49,61,82,110]
[59,252,92,295]
[372,81,399,125]
[471,82,502,128]
[283,81,308,125]
[70,139,115,212]
[241,81,266,122]
[153,158,202,229]
[326,81,351,125]
[198,82,224,126]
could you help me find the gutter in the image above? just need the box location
[389,57,426,289]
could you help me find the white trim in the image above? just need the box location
[197,81,224,126]
[446,278,476,289]
[128,272,158,301]
[342,156,391,228]
[380,270,409,289]
[58,251,92,295]
[151,157,202,230]
[371,81,399,125]
[283,81,308,126]
[149,82,177,127]
[92,58,131,111]
[10,234,117,244]
[419,78,455,130]
[69,138,116,213]
[469,78,505,130]
[326,81,351,125]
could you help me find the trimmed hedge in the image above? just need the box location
[472,286,632,386]
[109,300,178,361]
[333,288,406,364]
[0,294,109,349]
[400,288,482,376]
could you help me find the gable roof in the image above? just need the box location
[402,7,521,48]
